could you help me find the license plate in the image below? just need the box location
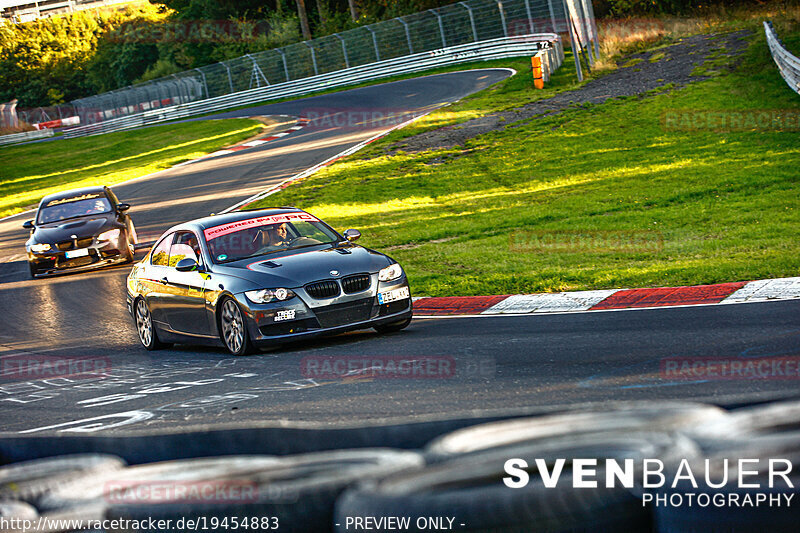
[378,286,410,304]
[274,310,296,322]
[65,248,89,259]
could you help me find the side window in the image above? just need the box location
[150,233,175,266]
[169,231,202,267]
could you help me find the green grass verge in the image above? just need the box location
[0,119,263,218]
[251,22,800,296]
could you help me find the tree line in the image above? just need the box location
[0,0,780,108]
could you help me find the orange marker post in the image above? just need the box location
[531,56,544,89]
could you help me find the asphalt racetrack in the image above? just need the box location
[0,69,798,436]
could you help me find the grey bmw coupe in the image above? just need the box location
[126,208,412,355]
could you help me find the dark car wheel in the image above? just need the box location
[135,298,167,350]
[374,316,412,334]
[219,298,255,356]
[122,230,135,262]
[27,262,39,279]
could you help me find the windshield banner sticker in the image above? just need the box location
[46,193,102,207]
[203,213,318,240]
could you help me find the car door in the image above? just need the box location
[162,231,211,336]
[142,232,175,328]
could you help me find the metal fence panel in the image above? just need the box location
[765,21,800,96]
[63,0,595,135]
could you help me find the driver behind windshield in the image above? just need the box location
[85,199,107,215]
[259,223,290,248]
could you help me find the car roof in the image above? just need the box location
[39,186,109,207]
[163,207,307,236]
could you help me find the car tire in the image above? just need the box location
[219,297,255,356]
[336,433,696,533]
[27,262,39,279]
[374,316,412,334]
[134,298,167,350]
[122,229,135,262]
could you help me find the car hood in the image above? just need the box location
[32,216,115,244]
[210,244,393,289]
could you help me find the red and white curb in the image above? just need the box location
[189,117,310,162]
[412,277,800,317]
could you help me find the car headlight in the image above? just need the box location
[245,288,295,304]
[378,263,403,282]
[29,243,51,253]
[98,229,121,241]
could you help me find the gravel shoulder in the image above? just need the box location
[392,30,751,154]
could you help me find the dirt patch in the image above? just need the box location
[389,30,750,155]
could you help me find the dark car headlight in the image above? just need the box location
[29,242,52,253]
[245,288,296,304]
[98,229,121,242]
[378,263,404,282]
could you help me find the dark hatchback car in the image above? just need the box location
[126,208,412,355]
[24,186,138,278]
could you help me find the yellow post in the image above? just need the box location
[531,56,544,89]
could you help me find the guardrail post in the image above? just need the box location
[578,0,595,66]
[496,1,508,38]
[523,0,534,33]
[246,54,270,87]
[304,43,319,76]
[459,2,478,42]
[546,0,558,34]
[194,68,209,99]
[562,0,583,82]
[335,33,350,68]
[365,26,380,61]
[432,9,447,48]
[584,0,600,57]
[222,62,235,93]
[398,19,414,53]
[277,49,291,82]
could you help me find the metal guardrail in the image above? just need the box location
[0,128,54,146]
[764,21,800,96]
[64,34,563,138]
[62,0,595,131]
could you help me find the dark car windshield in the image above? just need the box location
[37,195,112,224]
[204,213,340,263]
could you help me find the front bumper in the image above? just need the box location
[28,242,127,277]
[239,276,412,346]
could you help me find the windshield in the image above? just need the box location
[37,195,112,224]
[204,213,340,263]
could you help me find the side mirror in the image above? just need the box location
[343,229,361,242]
[175,258,199,272]
[22,220,34,230]
[116,203,131,213]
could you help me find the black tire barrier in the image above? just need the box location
[0,406,571,465]
[688,399,800,450]
[105,449,424,533]
[37,456,282,512]
[0,454,126,506]
[0,500,38,519]
[652,433,800,533]
[336,433,698,533]
[425,402,728,461]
